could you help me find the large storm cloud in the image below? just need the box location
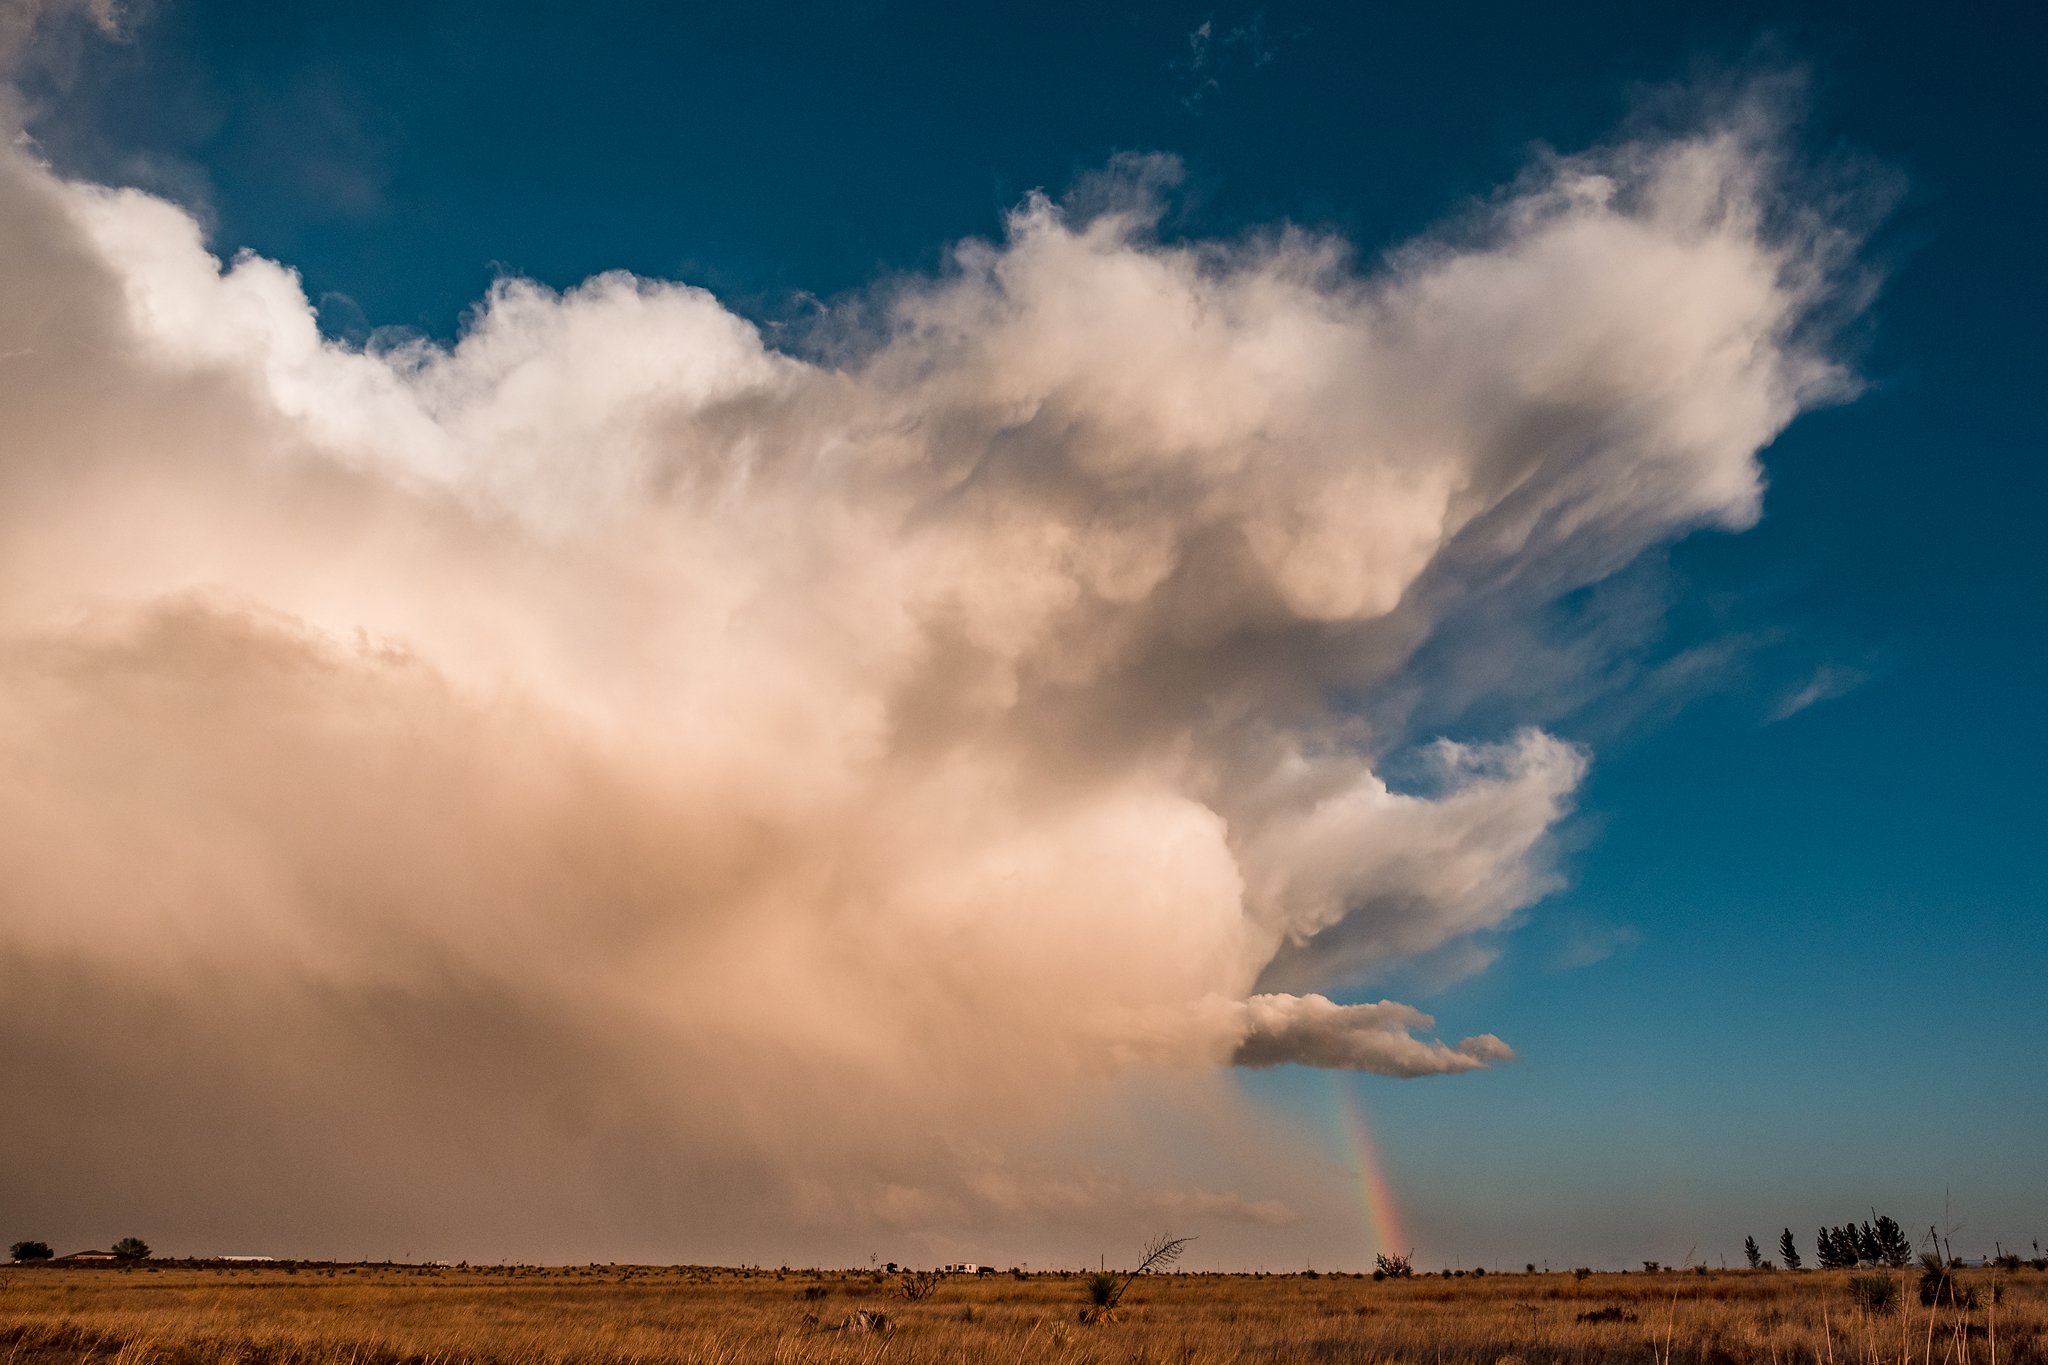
[0,87,1859,1259]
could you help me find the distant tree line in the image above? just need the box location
[8,1237,150,1262]
[1748,1216,1913,1271]
[1818,1218,1913,1269]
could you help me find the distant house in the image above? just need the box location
[52,1250,121,1264]
[940,1262,983,1275]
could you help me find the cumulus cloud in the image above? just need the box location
[1230,994,1513,1076]
[0,88,1863,1257]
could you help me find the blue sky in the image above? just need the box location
[5,0,2043,1268]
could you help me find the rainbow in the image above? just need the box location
[1329,1077,1405,1262]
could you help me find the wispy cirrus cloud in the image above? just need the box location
[1178,9,1280,111]
[1551,919,1644,971]
[1768,662,1872,722]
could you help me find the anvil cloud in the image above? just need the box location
[0,102,1854,1256]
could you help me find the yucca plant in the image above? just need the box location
[1847,1274,1899,1313]
[1917,1252,1978,1309]
[1079,1234,1194,1324]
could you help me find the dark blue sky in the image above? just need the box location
[22,0,2044,1262]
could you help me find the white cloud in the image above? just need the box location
[0,89,1865,1254]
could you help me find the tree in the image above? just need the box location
[1779,1229,1802,1271]
[1818,1225,1869,1270]
[9,1240,53,1262]
[112,1238,150,1261]
[1744,1236,1763,1270]
[1872,1215,1912,1268]
[1857,1222,1882,1266]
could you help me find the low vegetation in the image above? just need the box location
[1,1260,2042,1365]
[1077,1233,1193,1324]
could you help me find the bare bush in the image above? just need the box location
[898,1269,943,1301]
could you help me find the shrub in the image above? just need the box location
[112,1238,150,1261]
[1578,1306,1638,1323]
[1918,1253,1979,1309]
[9,1241,53,1262]
[1848,1275,1900,1313]
[1374,1252,1414,1279]
[897,1270,943,1301]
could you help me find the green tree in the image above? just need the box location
[1818,1226,1862,1269]
[1744,1236,1763,1269]
[111,1237,150,1261]
[1779,1229,1802,1271]
[1872,1215,1912,1268]
[9,1240,53,1262]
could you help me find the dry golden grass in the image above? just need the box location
[2,1262,2042,1365]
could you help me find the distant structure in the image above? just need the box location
[52,1250,120,1263]
[940,1262,984,1274]
[218,1255,278,1263]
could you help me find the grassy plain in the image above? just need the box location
[2,1262,2042,1365]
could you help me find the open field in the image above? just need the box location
[2,1263,2043,1365]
